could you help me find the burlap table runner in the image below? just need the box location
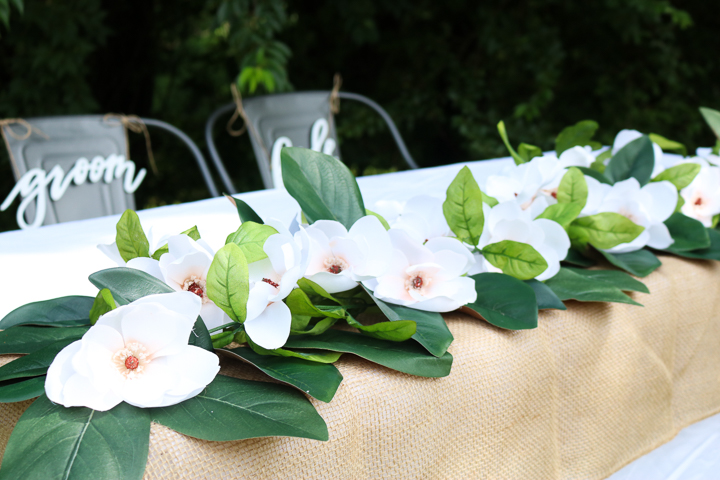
[2,255,719,479]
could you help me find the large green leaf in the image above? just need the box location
[345,313,417,342]
[0,326,88,354]
[663,212,711,252]
[700,106,720,139]
[285,288,346,319]
[225,193,264,224]
[576,166,612,185]
[207,243,249,322]
[0,396,150,480]
[525,279,566,310]
[544,267,643,305]
[572,268,649,293]
[0,296,93,329]
[290,316,339,336]
[556,167,588,207]
[280,147,365,229]
[363,286,453,357]
[442,166,485,245]
[0,376,46,403]
[89,267,173,305]
[562,248,597,267]
[555,120,600,155]
[0,339,76,382]
[151,225,201,260]
[220,347,342,403]
[151,374,328,441]
[665,227,720,260]
[284,330,453,378]
[568,212,644,249]
[225,221,278,263]
[115,209,150,262]
[188,316,214,352]
[536,202,584,228]
[598,249,661,278]
[605,135,655,185]
[89,288,116,324]
[463,273,538,330]
[482,240,548,280]
[651,163,700,191]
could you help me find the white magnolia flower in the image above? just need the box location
[388,195,453,243]
[45,292,220,412]
[696,147,720,166]
[244,220,309,350]
[371,199,405,225]
[470,201,570,281]
[581,177,677,253]
[680,166,720,227]
[363,229,477,312]
[611,129,664,177]
[304,216,392,293]
[484,147,594,218]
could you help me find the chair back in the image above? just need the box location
[2,115,136,229]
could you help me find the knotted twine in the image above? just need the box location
[227,83,270,165]
[103,114,159,175]
[0,118,50,178]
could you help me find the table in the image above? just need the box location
[1,157,719,479]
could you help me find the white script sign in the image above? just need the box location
[1,154,146,229]
[270,118,337,188]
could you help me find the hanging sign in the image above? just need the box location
[270,118,337,188]
[1,154,146,229]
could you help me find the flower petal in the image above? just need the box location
[646,223,674,250]
[640,181,677,223]
[243,301,292,350]
[126,257,164,281]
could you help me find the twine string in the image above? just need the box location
[103,114,159,175]
[227,83,270,164]
[0,118,49,141]
[329,73,342,115]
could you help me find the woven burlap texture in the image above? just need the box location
[1,255,719,479]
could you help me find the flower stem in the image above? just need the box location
[207,321,237,333]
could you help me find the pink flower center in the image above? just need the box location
[112,342,150,379]
[187,282,204,297]
[695,197,703,206]
[125,356,139,370]
[551,191,557,199]
[323,257,348,274]
[411,276,423,289]
[182,275,208,304]
[262,278,280,288]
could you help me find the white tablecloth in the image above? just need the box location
[1,155,718,479]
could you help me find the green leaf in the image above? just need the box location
[0,326,88,354]
[568,212,644,249]
[290,316,339,335]
[557,167,588,206]
[562,248,597,267]
[496,120,525,165]
[665,228,720,261]
[89,288,116,325]
[151,374,328,441]
[524,279,566,310]
[518,143,542,162]
[284,330,453,378]
[220,347,342,403]
[651,163,701,191]
[649,133,687,156]
[443,166,484,245]
[211,331,235,349]
[285,289,346,319]
[363,286,453,357]
[151,225,201,260]
[207,243,249,322]
[251,343,342,363]
[0,396,150,480]
[544,267,642,305]
[555,120,599,155]
[463,273,538,330]
[281,147,365,229]
[188,316,214,352]
[115,209,150,262]
[225,194,264,224]
[605,135,655,185]
[345,313,417,342]
[365,209,390,230]
[570,268,649,293]
[482,191,499,207]
[598,249,662,278]
[89,267,173,305]
[0,296,93,329]
[225,221,278,263]
[0,376,46,403]
[700,106,720,139]
[576,166,612,185]
[297,278,342,305]
[0,339,76,382]
[536,203,584,228]
[482,240,548,280]
[663,212,711,251]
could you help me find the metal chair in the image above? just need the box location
[205,91,419,193]
[1,115,218,229]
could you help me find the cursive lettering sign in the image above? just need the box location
[270,118,337,188]
[1,154,146,229]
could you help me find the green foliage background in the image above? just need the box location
[1,0,719,231]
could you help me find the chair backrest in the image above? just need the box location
[2,115,136,228]
[205,91,418,193]
[1,115,219,229]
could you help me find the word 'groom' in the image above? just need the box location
[1,154,146,229]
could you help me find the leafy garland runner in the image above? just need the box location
[1,107,719,479]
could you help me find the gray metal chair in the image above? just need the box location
[1,115,218,229]
[205,91,419,193]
